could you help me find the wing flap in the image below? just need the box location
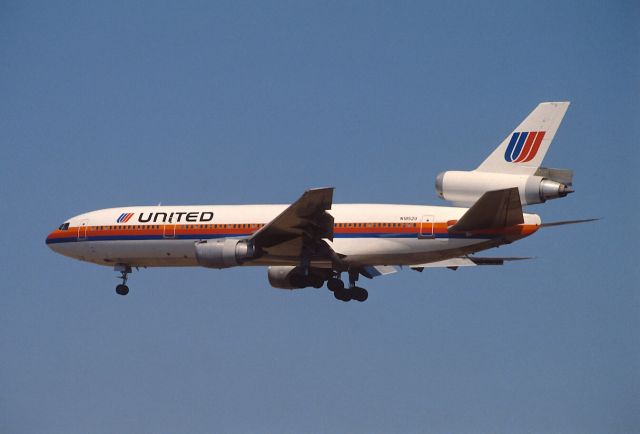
[361,265,400,278]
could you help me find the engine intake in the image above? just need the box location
[195,238,255,268]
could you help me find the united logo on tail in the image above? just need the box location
[504,131,546,163]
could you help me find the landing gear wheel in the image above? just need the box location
[327,278,345,292]
[116,284,129,296]
[334,288,351,302]
[310,275,325,288]
[351,287,368,302]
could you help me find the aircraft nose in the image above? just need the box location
[45,230,56,249]
[45,228,68,254]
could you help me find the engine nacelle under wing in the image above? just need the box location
[267,266,326,290]
[435,170,573,206]
[195,238,255,269]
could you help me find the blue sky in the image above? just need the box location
[1,1,638,433]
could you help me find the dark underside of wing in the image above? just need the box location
[250,187,335,259]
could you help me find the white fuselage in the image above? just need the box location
[46,203,541,268]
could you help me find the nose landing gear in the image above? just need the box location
[116,284,129,296]
[115,264,131,296]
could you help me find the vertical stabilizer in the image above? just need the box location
[476,102,570,175]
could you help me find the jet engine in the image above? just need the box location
[267,266,326,290]
[195,238,255,268]
[435,168,574,206]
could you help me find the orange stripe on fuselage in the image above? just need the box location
[46,222,540,240]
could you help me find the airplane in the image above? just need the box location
[46,101,594,302]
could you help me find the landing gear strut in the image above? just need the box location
[115,264,131,296]
[327,271,368,302]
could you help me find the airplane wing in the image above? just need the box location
[250,187,335,258]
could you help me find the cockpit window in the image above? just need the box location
[58,222,70,231]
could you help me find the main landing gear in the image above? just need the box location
[115,264,131,296]
[326,271,368,302]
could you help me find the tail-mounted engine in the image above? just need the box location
[195,238,256,268]
[435,168,573,206]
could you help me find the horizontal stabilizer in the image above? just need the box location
[449,187,524,232]
[411,256,531,270]
[540,218,599,228]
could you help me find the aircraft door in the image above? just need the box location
[419,215,434,239]
[77,219,89,241]
[163,224,176,238]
